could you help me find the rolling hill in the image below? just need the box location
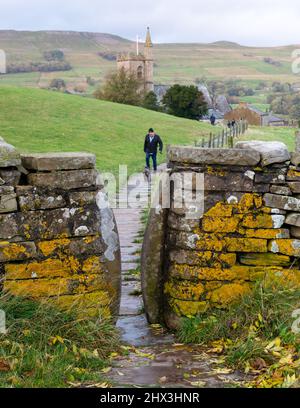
[0,86,213,176]
[0,30,299,91]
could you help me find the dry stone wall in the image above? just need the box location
[142,140,300,329]
[0,137,121,318]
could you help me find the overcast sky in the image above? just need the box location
[0,0,299,46]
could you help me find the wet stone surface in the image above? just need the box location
[110,169,247,388]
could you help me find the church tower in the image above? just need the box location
[117,27,154,94]
[144,27,154,93]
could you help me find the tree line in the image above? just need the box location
[94,67,208,120]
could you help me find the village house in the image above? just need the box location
[224,102,286,126]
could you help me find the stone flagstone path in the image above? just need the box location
[109,169,247,388]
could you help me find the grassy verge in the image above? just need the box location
[0,294,120,388]
[178,283,300,388]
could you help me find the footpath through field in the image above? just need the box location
[109,168,246,388]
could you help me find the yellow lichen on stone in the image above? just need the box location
[264,269,300,288]
[169,298,208,316]
[82,256,104,274]
[239,252,291,266]
[1,242,33,261]
[234,193,262,213]
[269,239,300,256]
[53,291,112,318]
[241,214,274,229]
[38,238,71,256]
[202,215,242,233]
[205,202,232,217]
[238,228,287,239]
[164,279,204,300]
[5,258,74,280]
[225,237,267,253]
[207,283,251,308]
[3,274,107,298]
[287,169,300,180]
[169,263,275,281]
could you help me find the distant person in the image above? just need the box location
[144,128,163,172]
[210,114,216,126]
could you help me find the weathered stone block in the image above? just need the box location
[0,213,20,240]
[69,191,98,207]
[37,236,104,258]
[168,298,208,317]
[169,250,236,267]
[5,255,104,280]
[167,146,260,166]
[287,182,300,194]
[204,172,254,192]
[18,206,101,240]
[16,186,67,211]
[239,228,290,239]
[27,169,99,190]
[0,192,17,213]
[170,230,267,252]
[290,226,300,238]
[255,172,286,184]
[207,283,251,307]
[3,274,107,298]
[167,212,199,232]
[285,213,300,227]
[235,141,290,167]
[269,239,300,256]
[0,137,21,167]
[202,215,242,233]
[270,185,292,195]
[239,253,291,266]
[53,291,111,318]
[0,168,21,186]
[21,152,96,171]
[291,152,300,167]
[165,279,204,301]
[225,237,268,253]
[241,213,285,229]
[0,241,37,262]
[263,193,300,211]
[286,169,300,181]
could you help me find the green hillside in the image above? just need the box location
[0,30,299,91]
[0,86,212,176]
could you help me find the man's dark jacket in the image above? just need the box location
[144,134,163,154]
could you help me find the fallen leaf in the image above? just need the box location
[0,359,10,372]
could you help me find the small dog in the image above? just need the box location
[143,166,151,181]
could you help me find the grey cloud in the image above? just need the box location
[0,0,299,46]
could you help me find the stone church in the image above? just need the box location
[117,28,154,93]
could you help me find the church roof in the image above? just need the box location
[145,27,153,47]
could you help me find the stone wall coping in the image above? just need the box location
[167,145,261,166]
[21,152,96,171]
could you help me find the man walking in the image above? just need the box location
[144,128,163,172]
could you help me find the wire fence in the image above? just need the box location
[195,120,249,148]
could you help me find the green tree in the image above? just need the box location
[94,67,141,106]
[162,84,208,120]
[143,91,160,111]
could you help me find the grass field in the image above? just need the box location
[0,86,213,177]
[0,30,299,93]
[239,125,296,151]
